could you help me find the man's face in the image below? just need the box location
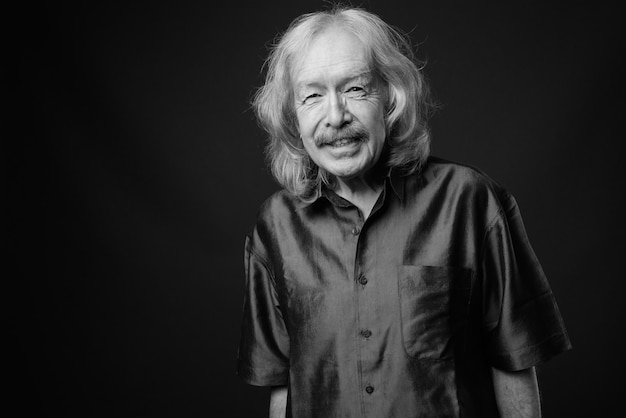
[292,28,386,182]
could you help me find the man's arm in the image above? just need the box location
[491,366,541,417]
[269,386,288,418]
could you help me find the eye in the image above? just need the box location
[302,93,321,104]
[345,86,367,98]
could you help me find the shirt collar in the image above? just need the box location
[296,167,405,209]
[388,167,405,202]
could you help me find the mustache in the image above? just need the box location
[313,126,369,146]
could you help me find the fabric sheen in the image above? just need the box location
[238,157,571,417]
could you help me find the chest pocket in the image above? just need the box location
[398,265,473,360]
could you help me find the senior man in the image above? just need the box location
[237,6,571,417]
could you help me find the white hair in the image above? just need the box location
[253,6,433,200]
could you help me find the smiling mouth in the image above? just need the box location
[315,126,368,148]
[325,137,362,147]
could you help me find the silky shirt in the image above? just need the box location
[238,157,571,417]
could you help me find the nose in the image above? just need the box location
[325,93,352,128]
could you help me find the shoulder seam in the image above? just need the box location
[245,243,278,287]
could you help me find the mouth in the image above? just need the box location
[324,136,362,148]
[317,127,368,148]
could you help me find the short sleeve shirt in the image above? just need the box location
[237,157,571,417]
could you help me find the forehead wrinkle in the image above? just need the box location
[291,27,373,91]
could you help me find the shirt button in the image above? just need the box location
[361,330,372,338]
[358,275,368,286]
[365,385,374,394]
[351,226,360,235]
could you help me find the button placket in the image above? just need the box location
[353,209,376,405]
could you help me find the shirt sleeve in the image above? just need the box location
[237,235,290,386]
[481,192,571,371]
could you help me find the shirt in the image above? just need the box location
[237,157,571,417]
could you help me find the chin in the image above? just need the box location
[326,162,369,180]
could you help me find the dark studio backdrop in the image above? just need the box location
[12,0,624,416]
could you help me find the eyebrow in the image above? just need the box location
[295,71,374,93]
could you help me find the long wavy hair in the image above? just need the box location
[253,6,433,200]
